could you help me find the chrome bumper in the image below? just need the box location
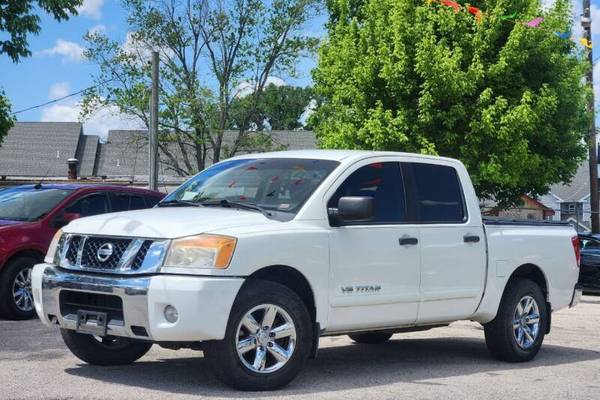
[32,263,245,342]
[34,264,152,340]
[570,284,583,308]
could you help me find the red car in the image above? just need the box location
[0,184,165,320]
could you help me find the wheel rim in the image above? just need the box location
[12,267,33,313]
[513,295,541,349]
[235,304,296,374]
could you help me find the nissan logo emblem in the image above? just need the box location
[96,243,114,262]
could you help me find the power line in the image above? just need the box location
[11,79,113,116]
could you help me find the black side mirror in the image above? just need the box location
[329,196,374,225]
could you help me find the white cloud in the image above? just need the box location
[234,77,287,98]
[77,0,104,20]
[37,39,85,63]
[48,82,71,100]
[88,24,107,35]
[41,100,144,140]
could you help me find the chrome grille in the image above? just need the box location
[81,237,132,269]
[61,235,163,273]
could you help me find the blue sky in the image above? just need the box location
[0,0,598,138]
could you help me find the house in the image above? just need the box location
[483,195,556,221]
[538,163,592,232]
[0,122,317,190]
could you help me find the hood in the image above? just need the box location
[0,219,25,229]
[63,207,280,239]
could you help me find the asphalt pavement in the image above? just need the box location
[1,297,600,400]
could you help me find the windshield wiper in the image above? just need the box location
[157,199,203,208]
[199,199,272,217]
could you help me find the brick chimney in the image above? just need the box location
[67,158,79,180]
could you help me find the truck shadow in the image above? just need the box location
[64,336,600,397]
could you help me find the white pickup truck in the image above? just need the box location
[32,150,582,390]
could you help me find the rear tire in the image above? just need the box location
[484,278,547,362]
[349,332,393,344]
[60,329,152,365]
[0,256,38,320]
[204,280,313,391]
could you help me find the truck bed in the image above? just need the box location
[483,217,571,227]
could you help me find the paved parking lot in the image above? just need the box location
[1,297,600,400]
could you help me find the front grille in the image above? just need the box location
[81,237,131,269]
[63,235,153,272]
[66,236,82,265]
[132,240,152,270]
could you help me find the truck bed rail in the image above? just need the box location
[482,217,571,227]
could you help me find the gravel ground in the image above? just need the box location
[1,296,600,400]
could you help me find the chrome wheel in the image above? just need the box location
[12,267,33,312]
[513,295,540,349]
[235,304,296,374]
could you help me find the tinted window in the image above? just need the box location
[65,194,108,217]
[145,196,161,207]
[405,163,466,223]
[112,194,146,212]
[328,162,406,224]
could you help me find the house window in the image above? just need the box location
[568,203,576,213]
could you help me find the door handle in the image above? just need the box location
[399,237,419,246]
[464,235,481,243]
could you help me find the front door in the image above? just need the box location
[326,160,421,332]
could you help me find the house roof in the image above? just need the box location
[95,129,318,178]
[0,122,93,177]
[549,162,590,202]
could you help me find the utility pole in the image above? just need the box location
[583,1,599,233]
[149,51,159,191]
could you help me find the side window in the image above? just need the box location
[145,196,161,207]
[65,194,108,217]
[404,163,466,223]
[328,162,406,224]
[112,194,147,212]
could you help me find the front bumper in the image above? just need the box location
[570,284,583,308]
[32,263,244,342]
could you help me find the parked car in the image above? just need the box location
[32,151,581,390]
[0,184,164,320]
[577,233,600,293]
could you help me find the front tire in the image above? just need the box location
[0,256,38,320]
[349,332,393,344]
[484,278,547,362]
[60,329,152,365]
[204,280,313,391]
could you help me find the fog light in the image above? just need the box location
[164,305,179,323]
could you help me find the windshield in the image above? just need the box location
[0,187,73,222]
[163,158,339,219]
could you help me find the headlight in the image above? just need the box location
[163,235,237,269]
[44,229,63,264]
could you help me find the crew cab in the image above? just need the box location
[31,151,581,390]
[0,184,164,319]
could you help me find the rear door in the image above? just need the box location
[402,161,486,323]
[326,159,421,332]
[110,193,149,212]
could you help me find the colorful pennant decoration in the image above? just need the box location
[525,17,544,28]
[425,1,591,50]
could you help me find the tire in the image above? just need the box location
[0,256,38,320]
[204,280,313,391]
[349,332,393,344]
[484,278,548,362]
[60,329,152,365]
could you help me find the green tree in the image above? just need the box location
[0,0,83,146]
[229,84,316,130]
[312,0,589,206]
[83,0,320,175]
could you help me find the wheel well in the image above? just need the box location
[508,264,548,298]
[1,250,45,273]
[245,265,316,323]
